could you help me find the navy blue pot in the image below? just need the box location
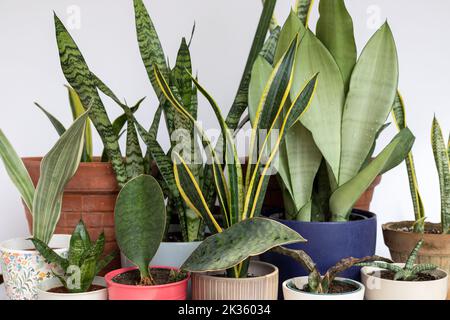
[260,210,377,286]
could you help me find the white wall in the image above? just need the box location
[0,0,448,256]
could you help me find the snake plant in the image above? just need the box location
[249,0,415,222]
[356,240,438,281]
[156,36,318,278]
[392,99,449,234]
[274,246,389,294]
[30,220,115,293]
[0,111,89,244]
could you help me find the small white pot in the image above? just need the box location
[282,276,365,300]
[37,276,107,300]
[0,235,70,300]
[121,241,202,269]
[361,263,448,300]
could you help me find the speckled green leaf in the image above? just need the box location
[431,117,450,234]
[181,218,305,272]
[172,37,193,114]
[68,220,91,266]
[54,14,126,186]
[115,175,166,278]
[259,26,281,65]
[30,237,69,271]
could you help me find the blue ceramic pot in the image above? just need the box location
[260,210,377,285]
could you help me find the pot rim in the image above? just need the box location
[274,209,376,226]
[382,221,449,238]
[282,276,364,296]
[361,263,449,284]
[192,261,278,281]
[21,156,113,167]
[0,234,70,255]
[158,240,203,246]
[105,266,190,289]
[37,276,107,297]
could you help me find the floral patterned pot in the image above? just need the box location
[37,276,107,300]
[0,235,70,300]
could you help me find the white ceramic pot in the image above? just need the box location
[37,276,107,300]
[121,241,202,269]
[361,263,448,300]
[0,235,70,300]
[282,276,365,300]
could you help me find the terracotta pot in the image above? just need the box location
[191,261,278,300]
[22,157,120,272]
[382,221,450,299]
[282,277,365,300]
[105,266,189,300]
[37,276,108,300]
[361,263,448,300]
[354,175,382,211]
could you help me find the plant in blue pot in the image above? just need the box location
[255,0,415,287]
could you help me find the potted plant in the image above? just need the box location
[157,35,317,299]
[383,104,450,296]
[258,0,414,285]
[276,247,388,300]
[31,220,116,300]
[359,240,448,300]
[0,112,89,300]
[105,175,190,300]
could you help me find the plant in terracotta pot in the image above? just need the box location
[0,112,89,300]
[31,220,116,300]
[276,246,389,300]
[383,107,450,296]
[257,0,415,284]
[155,35,317,299]
[105,174,189,300]
[359,240,448,300]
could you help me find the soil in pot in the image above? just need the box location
[391,222,442,235]
[112,268,188,286]
[294,280,359,294]
[369,270,440,282]
[47,284,105,293]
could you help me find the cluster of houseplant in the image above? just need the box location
[0,0,448,300]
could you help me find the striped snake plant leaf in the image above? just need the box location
[339,22,399,185]
[125,114,145,179]
[405,239,423,270]
[29,237,69,271]
[261,0,279,32]
[34,103,66,137]
[67,85,93,162]
[392,92,425,230]
[173,152,223,234]
[291,29,345,182]
[259,26,281,65]
[431,117,450,234]
[273,10,305,65]
[172,37,193,115]
[0,130,35,212]
[33,110,89,244]
[115,175,166,281]
[330,128,415,221]
[316,0,357,93]
[225,0,276,130]
[249,56,273,126]
[54,14,126,187]
[295,0,315,26]
[181,217,305,273]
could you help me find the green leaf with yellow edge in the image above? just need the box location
[295,0,315,26]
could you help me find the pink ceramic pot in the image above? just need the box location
[105,266,189,300]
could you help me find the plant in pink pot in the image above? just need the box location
[105,175,189,300]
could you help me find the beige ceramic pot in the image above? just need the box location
[382,221,450,298]
[361,263,448,300]
[191,261,278,300]
[282,276,364,300]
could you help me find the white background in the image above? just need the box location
[0,0,448,257]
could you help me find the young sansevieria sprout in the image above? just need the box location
[154,36,318,278]
[356,240,438,281]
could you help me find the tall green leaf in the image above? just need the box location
[330,128,415,221]
[33,110,89,243]
[248,56,273,125]
[295,0,314,26]
[273,10,304,65]
[291,30,345,181]
[54,14,126,186]
[0,131,35,212]
[431,117,450,234]
[316,0,356,92]
[34,103,66,137]
[115,175,166,279]
[181,217,305,272]
[339,22,399,185]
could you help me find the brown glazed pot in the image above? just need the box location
[191,261,278,300]
[383,221,450,299]
[22,157,120,272]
